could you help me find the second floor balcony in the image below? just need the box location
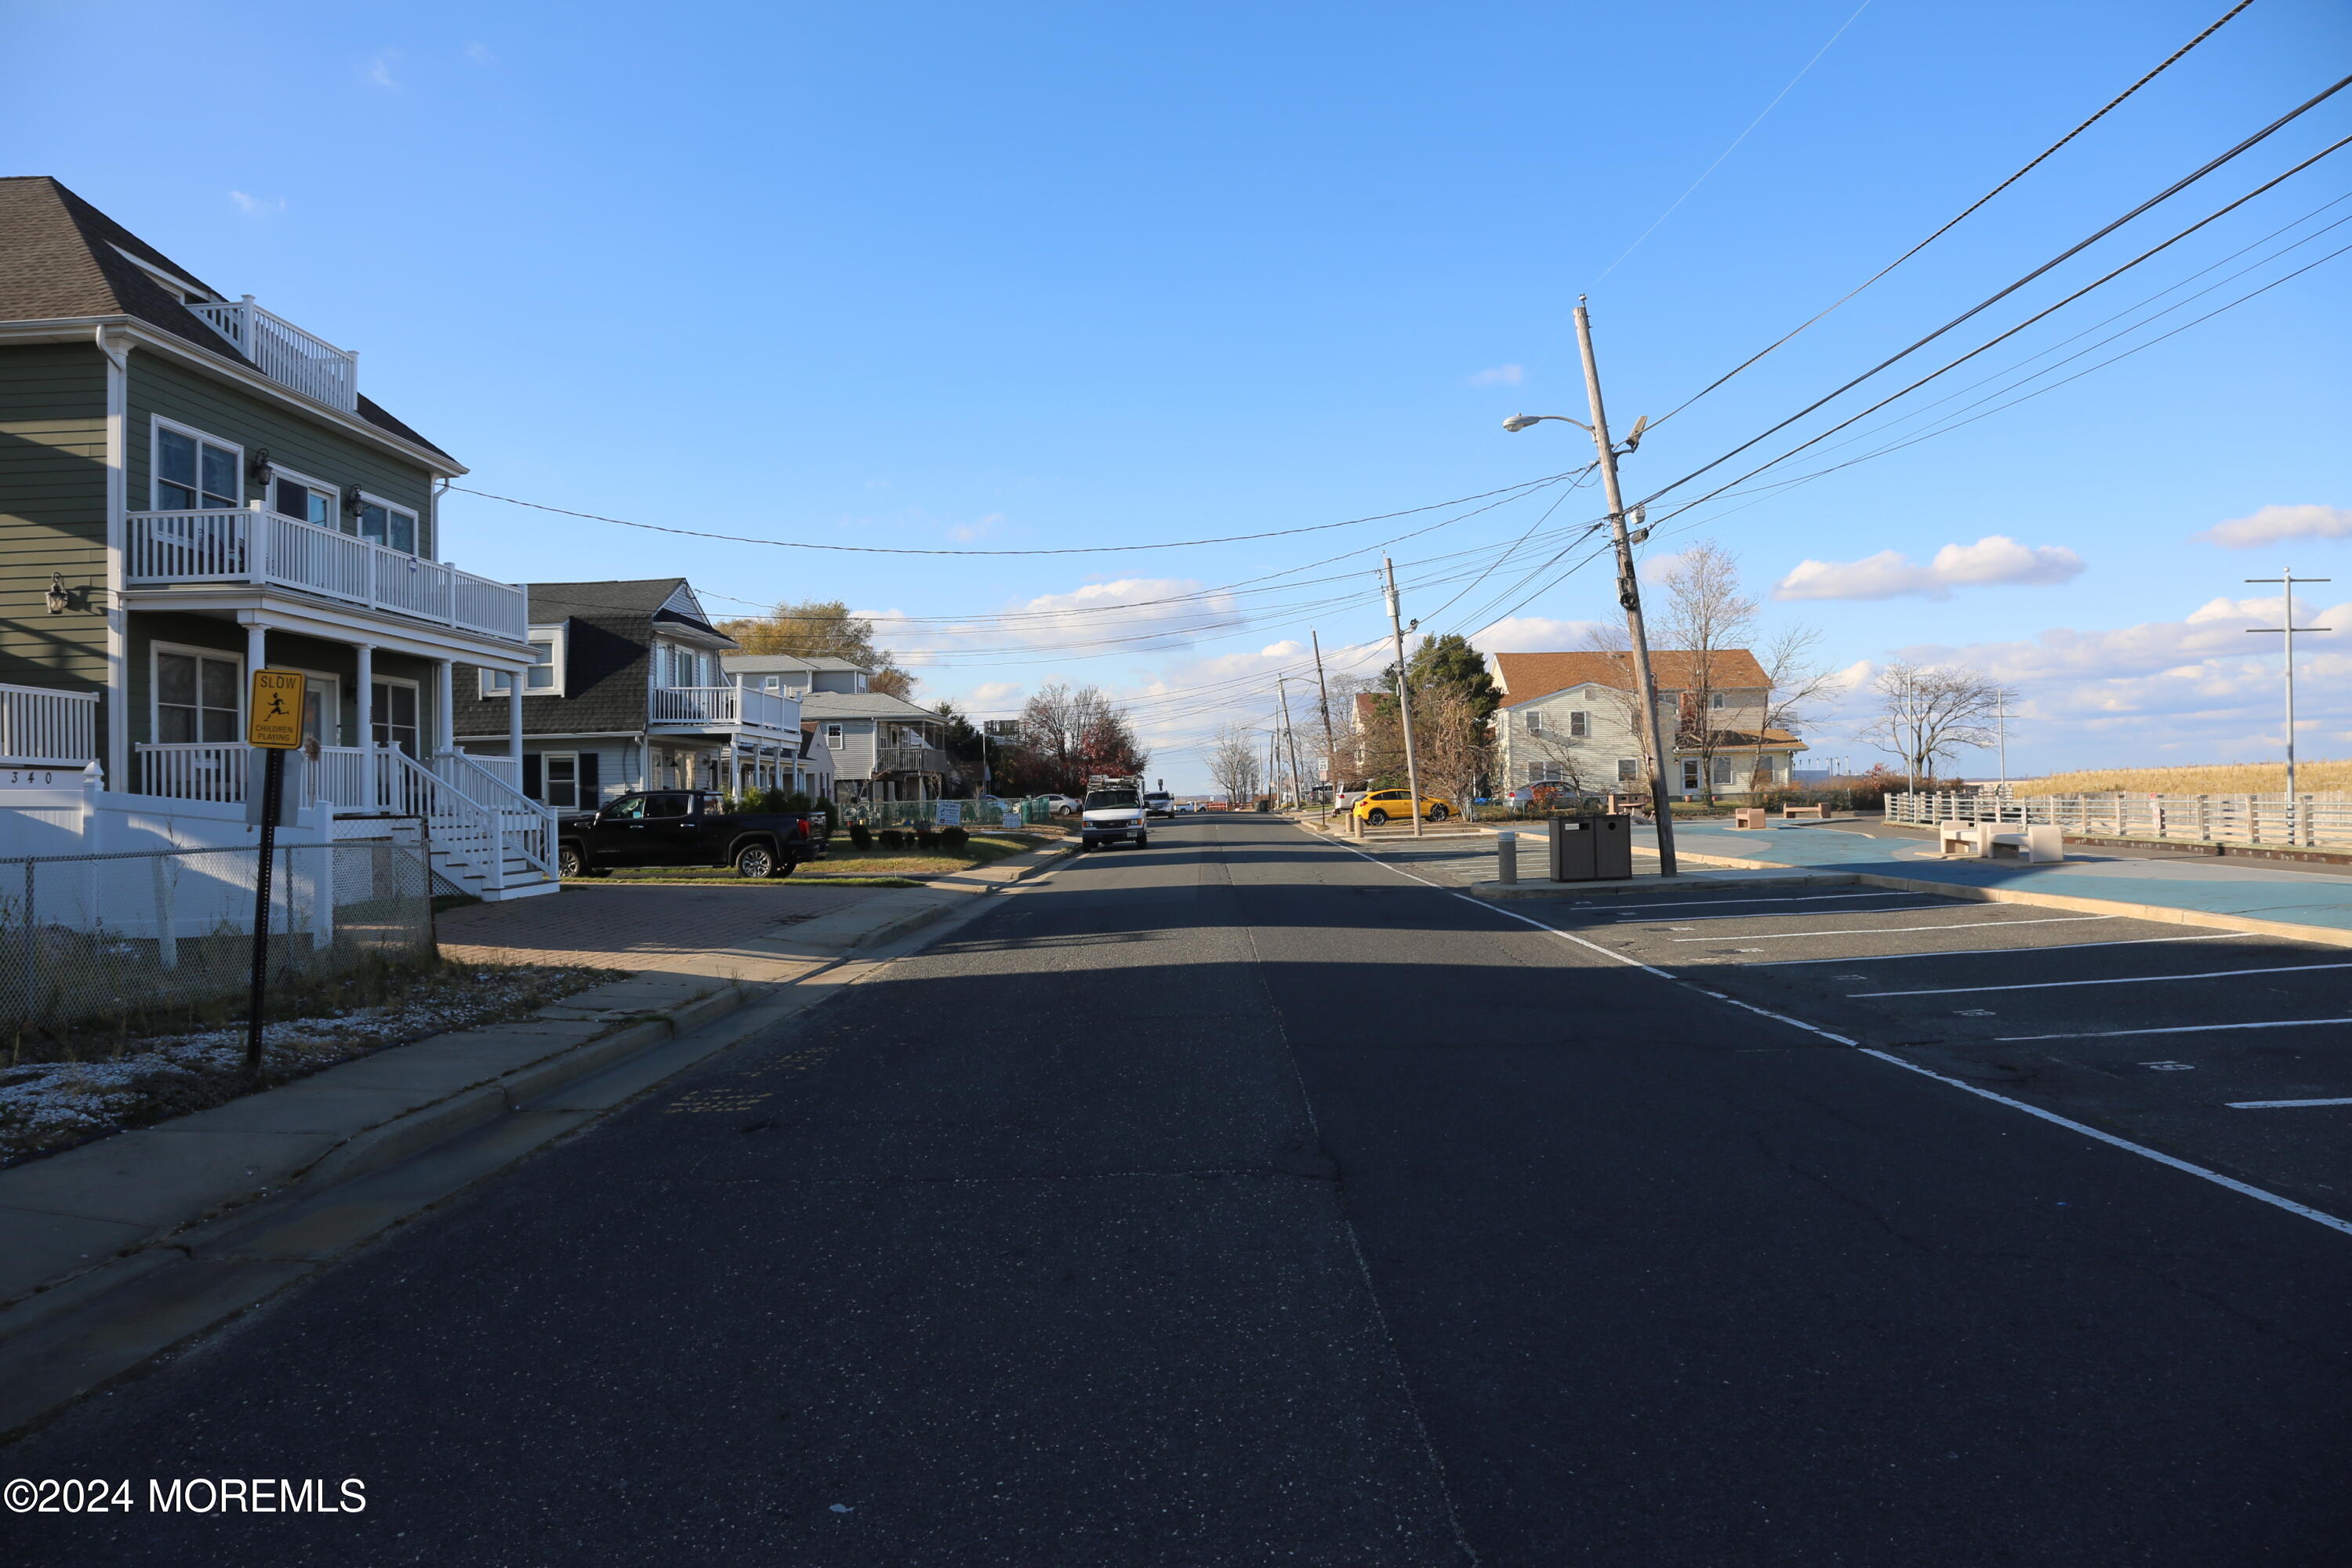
[127,507,528,643]
[648,682,800,739]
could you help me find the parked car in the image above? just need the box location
[1042,794,1082,815]
[557,790,829,879]
[1351,788,1454,826]
[1144,790,1177,818]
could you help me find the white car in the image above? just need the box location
[1080,786,1150,850]
[1144,791,1176,818]
[1042,794,1082,815]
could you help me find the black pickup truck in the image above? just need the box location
[555,791,829,880]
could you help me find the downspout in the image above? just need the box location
[96,326,131,793]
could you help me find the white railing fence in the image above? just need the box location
[187,296,360,413]
[1886,789,2352,849]
[126,508,528,641]
[0,684,98,767]
[649,682,799,735]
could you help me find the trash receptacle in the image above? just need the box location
[1548,815,1596,881]
[1592,811,1632,879]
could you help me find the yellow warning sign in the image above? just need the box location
[247,670,306,749]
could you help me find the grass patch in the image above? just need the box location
[0,959,625,1166]
[2015,761,2352,797]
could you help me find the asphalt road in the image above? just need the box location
[8,816,2350,1564]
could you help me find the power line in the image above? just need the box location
[1635,75,2352,510]
[448,470,1578,557]
[1647,0,2266,431]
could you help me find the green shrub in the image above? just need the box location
[913,826,938,849]
[848,822,873,850]
[877,827,908,850]
[940,825,968,850]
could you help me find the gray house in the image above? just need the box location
[722,653,948,805]
[0,176,552,898]
[455,580,812,807]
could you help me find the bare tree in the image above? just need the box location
[1411,684,1492,819]
[1747,623,1838,793]
[1206,723,1265,806]
[1656,541,1759,805]
[1861,662,2002,789]
[1575,622,1652,786]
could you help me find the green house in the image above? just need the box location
[0,176,554,898]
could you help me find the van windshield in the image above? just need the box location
[1085,790,1139,809]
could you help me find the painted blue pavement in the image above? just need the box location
[1644,821,2352,936]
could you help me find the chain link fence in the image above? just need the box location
[0,833,434,1050]
[842,796,1055,828]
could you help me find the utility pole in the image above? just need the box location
[1994,691,2010,786]
[1572,299,1677,874]
[1382,556,1426,839]
[2247,568,2332,814]
[1311,630,1338,809]
[1276,674,1305,808]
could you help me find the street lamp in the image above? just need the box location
[1501,305,1677,874]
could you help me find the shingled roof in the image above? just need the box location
[0,176,452,461]
[523,579,730,639]
[1490,649,1771,704]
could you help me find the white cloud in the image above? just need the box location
[1469,615,1614,652]
[368,54,400,87]
[1773,535,2084,601]
[228,191,285,217]
[965,681,1022,706]
[463,41,497,65]
[1468,365,1525,387]
[947,512,1006,543]
[2201,503,2352,550]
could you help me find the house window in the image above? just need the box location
[824,724,844,750]
[270,470,335,528]
[154,648,240,742]
[1714,756,1736,785]
[542,753,580,810]
[481,628,564,696]
[1682,760,1701,791]
[1617,758,1638,782]
[1527,762,1566,784]
[1711,691,1726,709]
[1524,710,1543,735]
[1569,710,1589,739]
[357,499,418,554]
[154,423,241,510]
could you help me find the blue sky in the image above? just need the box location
[8,1,2349,789]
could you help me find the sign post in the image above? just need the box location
[245,670,304,1079]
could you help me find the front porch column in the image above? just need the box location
[506,683,523,774]
[434,660,454,752]
[354,644,375,809]
[730,742,742,797]
[245,622,267,676]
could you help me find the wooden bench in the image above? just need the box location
[1781,804,1831,820]
[1937,821,2062,863]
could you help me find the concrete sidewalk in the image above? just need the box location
[0,837,1074,1350]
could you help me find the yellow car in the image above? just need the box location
[1352,788,1453,825]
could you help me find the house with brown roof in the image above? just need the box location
[1488,648,1806,800]
[0,176,553,897]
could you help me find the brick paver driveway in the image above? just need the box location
[437,882,887,978]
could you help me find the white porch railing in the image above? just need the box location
[0,683,98,767]
[132,742,554,892]
[648,682,800,735]
[1886,789,2352,850]
[187,296,359,413]
[126,507,528,641]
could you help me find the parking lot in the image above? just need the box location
[1515,882,2352,1216]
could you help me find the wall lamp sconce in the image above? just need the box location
[45,573,74,615]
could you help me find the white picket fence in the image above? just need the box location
[1886,789,2352,849]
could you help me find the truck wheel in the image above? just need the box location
[734,843,777,880]
[1364,808,1388,826]
[1134,833,1149,849]
[557,844,586,879]
[772,860,797,877]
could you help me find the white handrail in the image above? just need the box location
[187,296,359,413]
[435,750,557,882]
[1886,789,2352,850]
[126,508,528,641]
[0,684,98,767]
[649,683,799,735]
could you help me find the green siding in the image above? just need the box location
[0,343,109,696]
[125,351,435,556]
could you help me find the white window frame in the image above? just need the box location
[148,416,244,512]
[1523,710,1544,735]
[266,461,339,530]
[353,488,421,556]
[371,674,423,757]
[481,624,568,698]
[539,751,583,810]
[824,724,844,750]
[1568,710,1590,739]
[1617,758,1638,782]
[149,639,243,745]
[1682,759,1702,791]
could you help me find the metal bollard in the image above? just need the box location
[1496,830,1516,884]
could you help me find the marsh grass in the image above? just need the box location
[2013,761,2352,797]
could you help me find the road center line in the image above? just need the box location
[1995,1017,2352,1042]
[1304,825,2352,1240]
[1668,915,2117,942]
[1852,960,2352,998]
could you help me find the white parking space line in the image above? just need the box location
[1850,960,2352,998]
[2229,1098,2352,1109]
[1668,915,2117,943]
[1622,905,1955,925]
[1996,1017,2352,1042]
[1308,828,2352,1240]
[1596,891,1914,913]
[1750,932,2250,967]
